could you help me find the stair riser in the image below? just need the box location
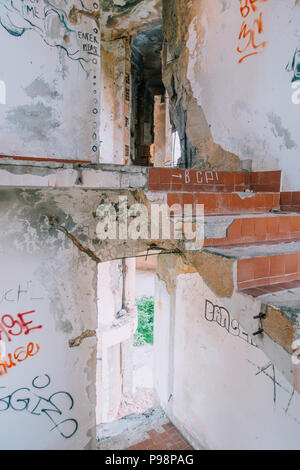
[237,253,300,290]
[149,169,281,193]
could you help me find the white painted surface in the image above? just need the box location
[136,270,155,298]
[0,251,97,450]
[187,0,300,189]
[154,268,300,450]
[0,0,100,161]
[153,276,172,412]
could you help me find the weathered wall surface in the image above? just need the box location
[0,188,98,449]
[0,0,100,162]
[154,255,300,450]
[163,0,300,188]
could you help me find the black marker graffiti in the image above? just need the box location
[204,299,258,348]
[0,374,78,439]
[0,281,43,305]
[247,359,300,426]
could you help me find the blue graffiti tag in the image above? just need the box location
[0,374,78,439]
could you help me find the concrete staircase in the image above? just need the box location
[148,167,300,392]
[0,159,298,392]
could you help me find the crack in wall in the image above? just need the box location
[47,213,101,263]
[69,329,96,348]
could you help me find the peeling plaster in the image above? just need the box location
[69,329,96,347]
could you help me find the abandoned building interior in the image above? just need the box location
[0,0,300,451]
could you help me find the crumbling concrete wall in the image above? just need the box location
[162,0,300,188]
[0,0,100,162]
[154,254,300,450]
[0,188,98,450]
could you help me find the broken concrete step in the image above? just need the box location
[205,241,300,292]
[243,286,300,369]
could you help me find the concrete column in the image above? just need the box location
[120,258,137,402]
[153,95,166,167]
[113,35,132,165]
[153,93,173,167]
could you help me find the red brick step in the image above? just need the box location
[148,168,281,193]
[168,192,280,216]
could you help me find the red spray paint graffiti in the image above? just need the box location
[0,342,40,376]
[237,0,269,64]
[0,310,42,342]
[0,310,42,376]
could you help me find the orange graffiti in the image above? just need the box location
[237,0,268,64]
[0,342,40,376]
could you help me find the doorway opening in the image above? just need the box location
[96,254,157,447]
[130,26,165,166]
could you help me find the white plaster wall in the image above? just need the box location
[0,249,97,450]
[96,260,123,424]
[0,0,100,162]
[0,188,98,450]
[99,43,116,164]
[98,261,122,328]
[136,269,155,298]
[187,0,300,189]
[154,269,300,450]
[153,276,172,411]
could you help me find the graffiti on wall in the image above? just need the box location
[0,310,42,342]
[0,281,44,305]
[0,374,78,439]
[237,0,268,64]
[0,309,42,375]
[204,299,258,348]
[205,299,300,423]
[0,0,100,156]
[248,359,300,425]
[286,47,300,82]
